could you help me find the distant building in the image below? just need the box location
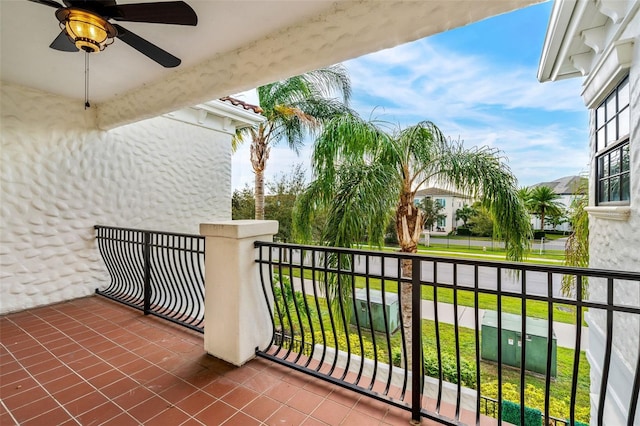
[529,175,586,232]
[414,187,474,234]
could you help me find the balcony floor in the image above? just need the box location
[1,296,495,425]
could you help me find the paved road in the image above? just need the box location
[280,249,567,297]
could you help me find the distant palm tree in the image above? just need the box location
[294,114,531,365]
[529,185,563,230]
[517,186,533,212]
[421,198,446,231]
[455,204,476,227]
[233,66,351,219]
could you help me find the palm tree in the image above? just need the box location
[293,114,531,364]
[233,66,351,219]
[420,198,446,231]
[455,204,476,228]
[562,177,589,297]
[517,186,533,214]
[529,185,563,231]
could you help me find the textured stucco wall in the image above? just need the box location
[0,83,232,314]
[586,21,640,425]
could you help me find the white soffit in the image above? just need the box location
[0,0,539,130]
[538,0,639,83]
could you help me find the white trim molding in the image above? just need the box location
[585,206,631,221]
[582,38,635,108]
[163,100,264,135]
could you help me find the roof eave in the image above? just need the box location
[537,0,583,82]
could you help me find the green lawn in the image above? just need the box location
[415,244,566,265]
[419,319,590,422]
[360,241,566,264]
[275,294,590,423]
[282,266,584,326]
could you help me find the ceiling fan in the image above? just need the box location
[27,0,198,68]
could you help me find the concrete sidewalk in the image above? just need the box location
[420,300,589,350]
[291,277,589,350]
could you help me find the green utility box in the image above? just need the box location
[350,289,400,334]
[481,311,557,377]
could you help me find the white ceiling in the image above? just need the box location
[1,0,335,102]
[0,0,540,129]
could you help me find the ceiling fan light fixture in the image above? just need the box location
[56,8,116,53]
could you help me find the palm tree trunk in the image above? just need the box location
[540,208,546,231]
[255,171,265,220]
[250,136,269,220]
[395,190,423,369]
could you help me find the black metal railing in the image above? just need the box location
[94,225,205,333]
[480,396,567,425]
[255,241,640,426]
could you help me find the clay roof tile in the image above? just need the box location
[219,96,264,114]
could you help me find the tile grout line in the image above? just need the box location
[5,304,197,425]
[2,317,82,425]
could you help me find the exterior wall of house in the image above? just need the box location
[414,194,472,233]
[584,18,639,425]
[0,83,236,314]
[530,193,573,232]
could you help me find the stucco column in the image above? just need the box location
[200,220,278,366]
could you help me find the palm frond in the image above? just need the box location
[300,64,352,104]
[431,144,531,261]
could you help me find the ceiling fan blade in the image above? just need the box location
[63,0,116,8]
[26,0,65,9]
[49,31,79,52]
[106,1,197,25]
[113,24,181,68]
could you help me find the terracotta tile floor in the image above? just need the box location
[0,296,496,425]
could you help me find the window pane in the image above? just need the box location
[596,106,605,128]
[599,180,609,203]
[618,78,629,108]
[597,128,606,151]
[618,107,630,137]
[621,173,630,201]
[606,121,617,144]
[594,77,630,205]
[610,150,620,175]
[606,94,617,121]
[609,149,620,176]
[610,177,621,201]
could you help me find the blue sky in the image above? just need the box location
[232,2,589,191]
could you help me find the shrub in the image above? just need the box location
[456,227,472,236]
[384,217,398,245]
[481,381,590,424]
[533,230,546,239]
[304,331,387,360]
[501,400,541,426]
[392,348,476,388]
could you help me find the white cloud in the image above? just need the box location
[345,38,584,122]
[341,38,589,186]
[232,33,590,191]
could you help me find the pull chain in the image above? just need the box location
[84,51,90,109]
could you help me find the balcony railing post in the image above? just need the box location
[143,231,151,315]
[200,220,278,366]
[411,256,422,424]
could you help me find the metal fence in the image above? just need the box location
[254,241,640,426]
[94,225,205,333]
